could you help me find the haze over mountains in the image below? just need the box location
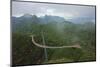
[12,14,95,24]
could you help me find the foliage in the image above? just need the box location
[12,17,96,66]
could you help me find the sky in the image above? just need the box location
[12,1,95,22]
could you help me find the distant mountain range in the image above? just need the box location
[12,14,95,24]
[12,14,95,35]
[12,14,67,24]
[68,17,95,24]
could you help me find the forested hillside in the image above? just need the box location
[12,14,96,66]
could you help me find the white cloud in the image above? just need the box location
[12,1,95,20]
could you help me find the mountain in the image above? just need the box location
[39,15,66,23]
[12,14,40,24]
[68,17,95,24]
[12,14,66,24]
[12,14,74,33]
[18,14,40,23]
[12,14,95,27]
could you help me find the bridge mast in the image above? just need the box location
[41,31,48,62]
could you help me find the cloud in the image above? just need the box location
[12,1,95,20]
